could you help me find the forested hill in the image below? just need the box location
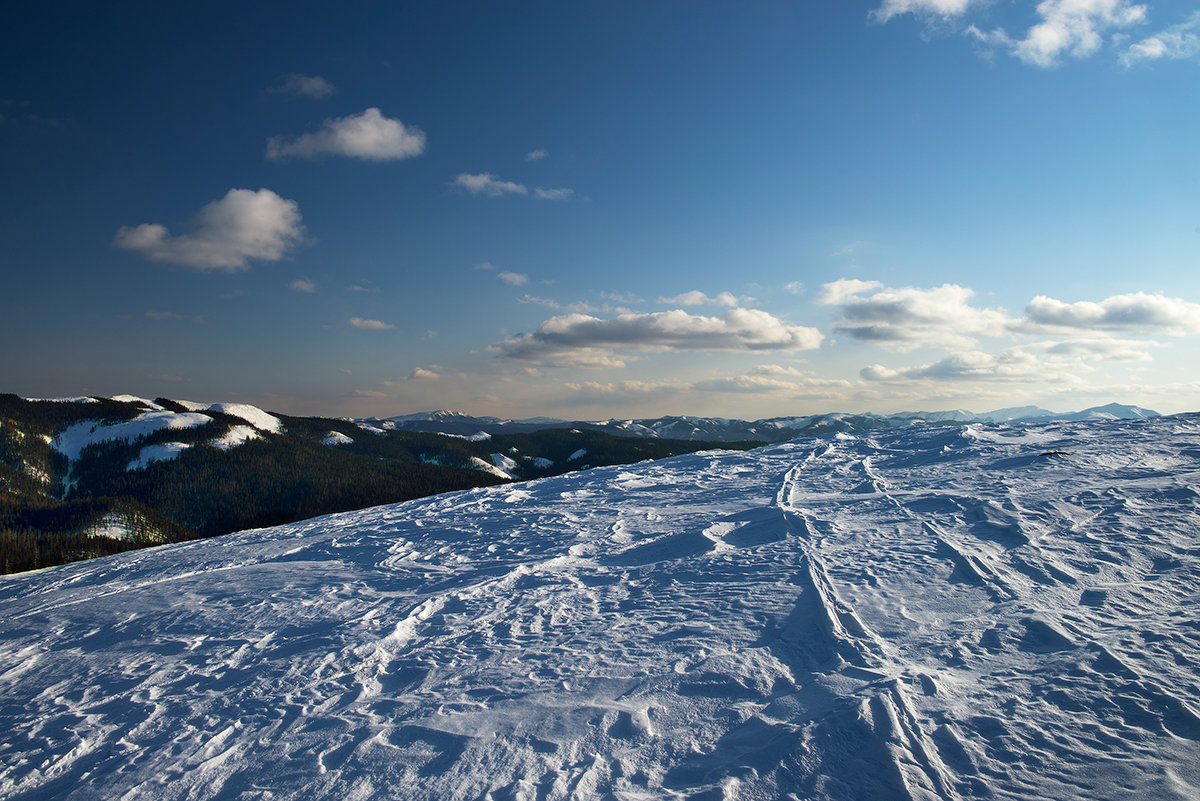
[0,394,760,574]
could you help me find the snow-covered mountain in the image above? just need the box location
[2,413,1197,800]
[364,403,1158,443]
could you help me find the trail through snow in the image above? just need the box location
[1,416,1199,799]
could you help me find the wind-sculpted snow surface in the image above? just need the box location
[2,416,1199,800]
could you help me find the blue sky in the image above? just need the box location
[3,0,1199,419]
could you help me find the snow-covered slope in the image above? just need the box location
[51,410,213,461]
[1,415,1198,800]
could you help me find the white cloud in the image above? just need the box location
[408,367,439,380]
[816,278,884,306]
[563,380,685,397]
[693,364,854,396]
[692,375,800,393]
[267,108,425,161]
[872,0,978,23]
[519,295,602,314]
[288,278,316,293]
[1022,292,1200,334]
[1122,11,1200,65]
[474,261,497,270]
[349,317,394,330]
[862,350,1041,382]
[452,173,528,197]
[820,279,1011,349]
[268,74,335,99]
[491,308,824,367]
[968,0,1148,67]
[862,338,1153,382]
[600,290,645,305]
[526,149,549,161]
[748,364,810,377]
[498,271,529,286]
[1040,337,1154,360]
[658,290,740,307]
[114,188,304,271]
[879,0,1154,67]
[785,281,806,295]
[451,173,573,200]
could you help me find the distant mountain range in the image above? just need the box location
[361,402,1160,443]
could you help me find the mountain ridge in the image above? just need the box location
[363,402,1159,442]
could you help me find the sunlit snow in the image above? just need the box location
[211,425,261,451]
[206,403,282,433]
[469,455,512,479]
[109,395,166,410]
[126,441,192,470]
[323,431,355,446]
[3,415,1199,800]
[52,411,213,461]
[491,452,519,473]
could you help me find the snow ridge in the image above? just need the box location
[2,415,1199,800]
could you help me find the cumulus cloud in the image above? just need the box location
[862,338,1153,382]
[491,308,823,368]
[692,375,799,393]
[817,278,883,306]
[268,74,336,99]
[872,0,978,23]
[408,367,439,380]
[267,108,425,161]
[349,317,394,330]
[288,278,316,293]
[451,173,573,200]
[878,0,1153,67]
[820,279,1011,349]
[563,380,685,396]
[693,365,854,396]
[526,149,549,161]
[452,173,527,197]
[657,290,739,307]
[1022,292,1200,334]
[114,188,304,271]
[862,350,1041,382]
[1123,11,1200,64]
[498,271,529,286]
[967,0,1148,67]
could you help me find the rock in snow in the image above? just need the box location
[2,415,1199,800]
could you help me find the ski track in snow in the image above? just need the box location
[1,416,1199,799]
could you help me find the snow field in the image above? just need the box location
[1,415,1198,800]
[52,411,213,461]
[323,431,355,446]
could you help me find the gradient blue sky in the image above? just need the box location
[3,0,1199,419]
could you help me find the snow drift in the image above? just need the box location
[1,415,1198,800]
